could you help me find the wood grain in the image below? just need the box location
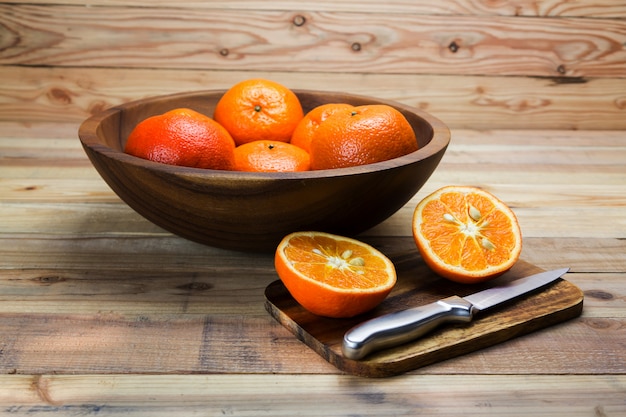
[1,67,625,129]
[2,5,625,77]
[1,374,624,416]
[6,0,626,17]
[1,1,624,133]
[1,0,625,412]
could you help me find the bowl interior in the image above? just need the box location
[91,90,440,168]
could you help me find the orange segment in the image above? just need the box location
[412,186,522,284]
[275,232,397,318]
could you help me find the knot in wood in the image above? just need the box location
[292,15,306,27]
[35,275,66,284]
[448,41,459,53]
[351,42,362,52]
[585,289,613,300]
[177,282,214,292]
[48,87,72,105]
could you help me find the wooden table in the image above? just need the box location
[1,122,624,415]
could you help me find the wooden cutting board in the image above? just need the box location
[264,259,584,378]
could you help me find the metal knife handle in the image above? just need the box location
[342,296,477,360]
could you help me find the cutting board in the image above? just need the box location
[264,259,584,377]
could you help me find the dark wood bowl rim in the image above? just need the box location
[78,89,450,180]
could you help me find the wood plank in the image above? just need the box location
[561,272,626,318]
[2,168,624,201]
[0,314,317,375]
[0,138,87,162]
[448,128,626,147]
[1,235,622,276]
[0,268,275,317]
[0,234,275,273]
[2,6,625,77]
[2,194,625,239]
[7,0,626,17]
[0,259,623,375]
[0,309,622,375]
[0,374,624,416]
[0,236,624,308]
[1,67,625,130]
[0,262,623,317]
[414,317,626,375]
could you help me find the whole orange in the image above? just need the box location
[234,140,311,172]
[124,108,236,170]
[309,104,418,170]
[290,103,354,153]
[213,79,304,146]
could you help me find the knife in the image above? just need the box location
[342,267,569,360]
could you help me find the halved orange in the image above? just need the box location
[412,186,522,284]
[274,231,397,318]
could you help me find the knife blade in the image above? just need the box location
[342,267,569,360]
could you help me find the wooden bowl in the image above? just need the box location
[79,90,450,252]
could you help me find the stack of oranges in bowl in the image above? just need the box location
[123,79,419,173]
[79,81,450,251]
